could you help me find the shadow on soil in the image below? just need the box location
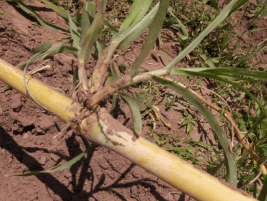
[0,126,169,200]
[9,2,66,32]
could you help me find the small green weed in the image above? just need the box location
[179,109,196,138]
[163,0,267,196]
[148,129,220,169]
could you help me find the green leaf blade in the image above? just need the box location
[129,0,170,76]
[68,13,80,45]
[10,144,96,176]
[17,41,72,69]
[79,12,104,63]
[258,176,267,201]
[112,2,160,50]
[165,0,242,70]
[119,0,153,31]
[80,1,96,45]
[17,2,66,32]
[170,68,267,119]
[229,0,249,16]
[40,0,68,19]
[153,76,237,186]
[119,92,142,136]
[171,67,267,81]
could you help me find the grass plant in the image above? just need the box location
[0,0,267,200]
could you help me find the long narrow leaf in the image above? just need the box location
[80,1,96,45]
[153,76,237,186]
[168,7,188,37]
[104,18,119,33]
[239,39,267,64]
[39,0,68,19]
[165,0,241,70]
[68,13,80,45]
[259,176,267,201]
[95,40,104,58]
[119,0,153,31]
[60,46,78,56]
[170,69,267,118]
[33,41,52,54]
[171,67,267,81]
[17,41,72,69]
[0,9,21,19]
[17,2,66,32]
[119,92,142,136]
[229,0,249,15]
[112,2,159,50]
[79,12,104,63]
[105,65,119,85]
[11,143,97,176]
[109,66,119,114]
[110,65,119,81]
[110,94,118,114]
[129,0,170,76]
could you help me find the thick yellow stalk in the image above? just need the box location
[0,59,80,122]
[0,59,257,201]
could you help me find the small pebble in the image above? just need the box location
[35,127,42,133]
[23,133,29,139]
[40,156,46,165]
